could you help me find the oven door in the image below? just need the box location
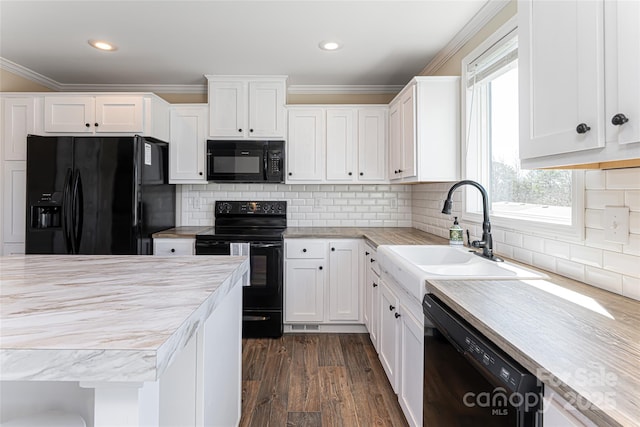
[195,239,282,305]
[206,141,266,182]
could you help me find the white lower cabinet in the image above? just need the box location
[379,279,401,392]
[543,388,597,427]
[376,275,424,427]
[364,243,381,351]
[284,238,361,327]
[153,238,195,255]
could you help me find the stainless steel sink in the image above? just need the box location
[377,245,548,300]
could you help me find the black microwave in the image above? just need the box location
[206,140,285,183]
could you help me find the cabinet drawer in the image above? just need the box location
[285,239,326,259]
[153,238,194,255]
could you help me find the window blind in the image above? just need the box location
[466,29,518,87]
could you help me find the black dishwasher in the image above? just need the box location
[423,293,542,427]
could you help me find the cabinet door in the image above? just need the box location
[358,108,387,182]
[400,87,417,178]
[2,97,35,161]
[285,259,325,322]
[325,109,357,181]
[2,161,26,244]
[169,106,208,183]
[388,102,402,180]
[287,108,324,182]
[519,0,605,160]
[328,240,360,322]
[44,96,94,133]
[248,81,286,138]
[606,0,640,146]
[364,246,380,351]
[378,280,400,392]
[94,96,143,133]
[399,308,424,427]
[209,81,246,138]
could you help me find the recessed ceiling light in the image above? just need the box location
[319,41,341,51]
[88,40,118,51]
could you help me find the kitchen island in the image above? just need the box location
[0,255,249,427]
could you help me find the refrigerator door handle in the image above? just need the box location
[72,170,84,253]
[62,168,73,253]
[133,138,140,227]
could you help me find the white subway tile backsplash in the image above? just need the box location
[603,251,640,278]
[625,190,640,212]
[585,267,623,294]
[585,228,624,252]
[522,235,545,253]
[569,244,603,268]
[584,209,604,229]
[606,168,640,190]
[585,190,625,209]
[544,240,570,260]
[585,170,606,190]
[622,276,640,300]
[513,247,533,265]
[532,252,557,273]
[556,259,586,282]
[623,234,640,256]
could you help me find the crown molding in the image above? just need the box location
[420,0,512,76]
[59,83,208,94]
[288,84,403,95]
[0,57,61,90]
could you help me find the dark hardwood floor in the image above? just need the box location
[241,333,409,427]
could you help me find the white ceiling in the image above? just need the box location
[0,0,498,91]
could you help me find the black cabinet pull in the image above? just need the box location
[348,172,352,176]
[611,114,629,126]
[365,251,370,256]
[319,266,323,270]
[398,169,403,173]
[94,123,99,127]
[302,248,307,252]
[360,172,364,176]
[170,248,175,253]
[395,312,401,319]
[199,172,203,176]
[372,282,378,288]
[238,128,242,132]
[389,305,395,311]
[288,172,292,176]
[576,123,591,134]
[249,128,254,133]
[331,247,335,251]
[370,258,375,263]
[85,123,90,128]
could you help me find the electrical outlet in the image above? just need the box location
[603,206,629,244]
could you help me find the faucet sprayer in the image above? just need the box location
[442,180,503,262]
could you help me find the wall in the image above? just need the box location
[0,69,54,92]
[180,183,411,227]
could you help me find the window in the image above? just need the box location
[462,18,583,238]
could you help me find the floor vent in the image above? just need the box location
[290,324,320,331]
[291,324,305,330]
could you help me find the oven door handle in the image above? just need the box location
[252,243,282,249]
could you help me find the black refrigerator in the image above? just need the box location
[25,135,175,255]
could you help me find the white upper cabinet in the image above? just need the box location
[44,96,144,133]
[287,105,388,184]
[287,107,325,182]
[207,76,287,139]
[388,77,460,183]
[519,0,640,168]
[169,104,208,184]
[2,97,35,161]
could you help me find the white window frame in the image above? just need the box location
[461,16,584,241]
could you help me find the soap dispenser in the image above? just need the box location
[449,217,463,246]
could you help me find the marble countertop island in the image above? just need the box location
[0,255,249,382]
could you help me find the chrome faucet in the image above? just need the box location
[442,180,503,262]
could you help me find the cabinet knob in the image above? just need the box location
[85,123,90,128]
[398,169,403,173]
[611,113,629,126]
[249,129,254,133]
[365,251,370,256]
[288,172,292,176]
[199,172,203,176]
[170,248,175,253]
[319,266,323,270]
[331,247,335,251]
[94,123,99,127]
[238,128,242,133]
[370,258,375,263]
[395,312,401,319]
[348,172,352,176]
[389,305,395,311]
[394,170,399,174]
[576,123,591,134]
[360,172,364,176]
[372,282,378,288]
[302,248,307,252]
